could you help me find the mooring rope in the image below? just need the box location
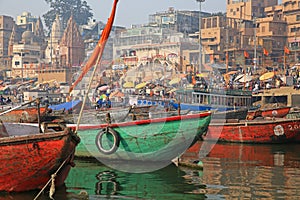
[33,151,74,200]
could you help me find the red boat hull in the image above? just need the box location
[0,129,80,192]
[247,107,291,120]
[261,107,291,118]
[0,107,48,123]
[205,118,300,143]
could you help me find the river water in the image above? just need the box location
[1,141,299,199]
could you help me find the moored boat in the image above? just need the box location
[70,111,211,162]
[0,106,50,123]
[211,107,249,120]
[171,88,252,112]
[0,121,80,192]
[247,106,291,119]
[204,118,300,143]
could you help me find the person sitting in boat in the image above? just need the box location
[106,98,112,108]
[96,96,104,109]
[0,95,5,105]
[5,97,11,104]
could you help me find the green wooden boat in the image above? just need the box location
[71,111,211,164]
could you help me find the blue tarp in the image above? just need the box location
[49,100,82,111]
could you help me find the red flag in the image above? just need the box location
[284,46,290,54]
[263,48,269,56]
[244,50,249,58]
[69,0,119,93]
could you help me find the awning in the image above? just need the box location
[259,71,275,81]
[238,75,253,83]
[234,74,244,82]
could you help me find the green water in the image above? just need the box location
[65,159,206,200]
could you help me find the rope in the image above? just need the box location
[75,46,103,132]
[49,174,56,200]
[33,151,73,200]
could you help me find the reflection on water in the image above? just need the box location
[0,142,299,199]
[182,141,300,199]
[65,159,206,200]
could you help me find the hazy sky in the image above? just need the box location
[0,0,226,27]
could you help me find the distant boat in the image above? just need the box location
[170,88,252,112]
[0,121,80,192]
[0,106,50,123]
[247,106,291,120]
[204,118,300,143]
[70,111,211,162]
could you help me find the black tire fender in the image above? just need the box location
[96,127,120,154]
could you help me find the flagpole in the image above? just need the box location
[284,49,286,73]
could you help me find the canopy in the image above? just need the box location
[169,77,181,85]
[98,85,109,91]
[238,75,253,83]
[135,82,147,89]
[49,100,82,111]
[123,82,134,88]
[260,71,275,81]
[234,74,244,82]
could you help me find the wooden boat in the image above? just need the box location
[211,107,248,120]
[0,121,80,192]
[204,118,300,143]
[50,104,156,124]
[70,111,211,162]
[247,106,291,120]
[0,106,50,123]
[171,88,252,112]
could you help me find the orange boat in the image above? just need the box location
[0,106,50,123]
[0,122,80,192]
[205,117,300,143]
[247,106,291,120]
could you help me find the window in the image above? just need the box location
[15,61,20,65]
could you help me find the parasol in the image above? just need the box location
[259,71,275,81]
[135,82,147,89]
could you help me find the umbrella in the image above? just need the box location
[169,77,181,85]
[123,82,134,88]
[238,75,253,83]
[196,73,208,78]
[98,85,109,91]
[234,74,244,82]
[260,71,275,81]
[135,82,147,89]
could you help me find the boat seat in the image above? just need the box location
[0,120,9,138]
[40,121,67,133]
[226,119,240,123]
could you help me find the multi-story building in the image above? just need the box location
[148,7,210,35]
[0,15,15,70]
[113,26,199,73]
[226,0,278,20]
